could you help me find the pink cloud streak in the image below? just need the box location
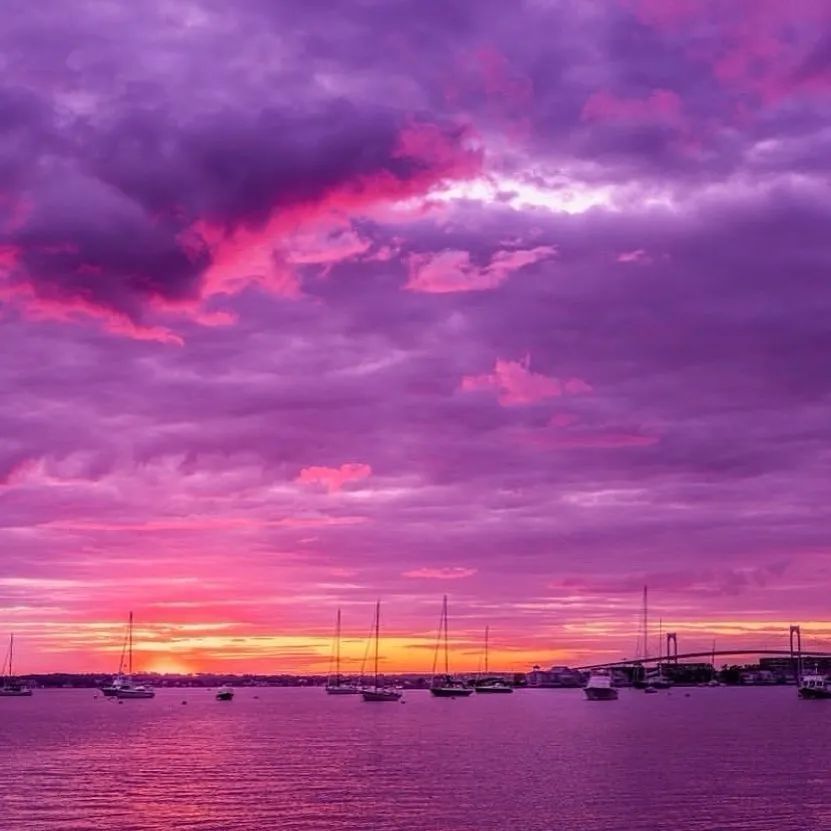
[461,357,592,406]
[406,245,556,293]
[296,463,373,492]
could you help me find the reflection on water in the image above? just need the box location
[1,687,828,830]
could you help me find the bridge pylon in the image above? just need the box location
[665,632,678,664]
[789,625,802,686]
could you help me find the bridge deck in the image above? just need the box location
[576,648,831,670]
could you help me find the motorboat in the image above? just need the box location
[216,686,234,701]
[798,670,831,699]
[584,669,618,701]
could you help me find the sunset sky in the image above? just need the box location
[2,0,831,675]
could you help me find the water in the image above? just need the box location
[1,686,828,830]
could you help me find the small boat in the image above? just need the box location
[474,626,513,694]
[101,674,130,697]
[216,686,234,701]
[430,596,474,698]
[798,669,831,699]
[117,684,155,700]
[635,667,671,690]
[360,601,402,702]
[362,687,403,702]
[102,616,132,697]
[644,685,659,695]
[110,613,155,700]
[475,679,514,694]
[0,634,33,697]
[584,669,618,701]
[325,608,360,695]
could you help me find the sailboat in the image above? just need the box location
[430,596,473,697]
[707,640,721,686]
[101,617,130,697]
[474,626,513,693]
[630,586,670,692]
[0,634,33,697]
[360,601,402,702]
[326,608,359,695]
[102,613,155,699]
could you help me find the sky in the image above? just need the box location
[1,0,831,675]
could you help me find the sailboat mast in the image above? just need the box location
[443,595,449,676]
[373,600,380,689]
[336,608,341,687]
[128,611,133,677]
[9,633,13,678]
[642,585,648,664]
[484,625,489,674]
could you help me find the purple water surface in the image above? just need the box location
[1,686,828,830]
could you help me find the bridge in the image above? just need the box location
[576,648,831,671]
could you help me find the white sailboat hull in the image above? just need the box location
[116,687,155,699]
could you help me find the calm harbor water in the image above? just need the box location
[1,686,828,831]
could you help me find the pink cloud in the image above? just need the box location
[406,245,556,293]
[403,566,478,579]
[296,463,373,492]
[630,0,831,104]
[461,357,591,406]
[617,249,651,264]
[281,224,372,267]
[0,280,184,345]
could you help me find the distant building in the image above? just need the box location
[760,655,830,681]
[660,662,715,685]
[526,665,583,687]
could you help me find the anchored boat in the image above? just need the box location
[360,601,402,702]
[103,613,155,699]
[326,608,359,695]
[0,634,33,697]
[798,669,831,699]
[430,596,473,698]
[584,669,618,701]
[474,626,513,694]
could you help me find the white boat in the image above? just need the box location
[117,684,155,699]
[798,669,831,699]
[110,613,155,700]
[326,608,359,695]
[360,601,402,702]
[0,634,33,697]
[584,669,618,701]
[430,596,473,698]
[101,674,130,697]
